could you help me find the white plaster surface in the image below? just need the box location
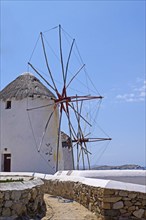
[0,97,64,174]
[0,176,44,191]
[0,172,145,193]
[54,170,146,177]
[54,170,146,186]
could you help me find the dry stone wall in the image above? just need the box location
[44,178,146,220]
[0,173,145,220]
[0,178,46,219]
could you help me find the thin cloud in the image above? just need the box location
[116,80,145,103]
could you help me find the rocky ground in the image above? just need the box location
[42,194,98,220]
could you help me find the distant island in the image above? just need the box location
[92,164,146,170]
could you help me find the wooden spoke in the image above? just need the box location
[76,98,80,170]
[64,109,75,169]
[56,109,63,172]
[38,110,56,152]
[65,39,75,85]
[72,137,112,142]
[27,103,55,111]
[59,24,65,83]
[66,64,85,89]
[40,32,59,94]
[54,95,103,105]
[64,115,77,140]
[73,141,92,155]
[81,147,85,170]
[77,146,82,168]
[28,62,55,92]
[70,103,92,127]
[83,141,90,170]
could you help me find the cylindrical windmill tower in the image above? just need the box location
[0,72,64,174]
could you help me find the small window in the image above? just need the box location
[6,101,11,109]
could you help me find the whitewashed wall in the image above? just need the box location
[62,147,74,170]
[0,96,64,174]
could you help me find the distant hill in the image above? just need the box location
[92,164,146,170]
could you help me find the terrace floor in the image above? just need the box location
[42,194,98,220]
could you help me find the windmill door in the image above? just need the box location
[4,154,11,172]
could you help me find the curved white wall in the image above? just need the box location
[0,96,64,174]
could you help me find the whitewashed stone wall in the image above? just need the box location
[0,173,146,219]
[0,178,45,219]
[44,178,146,220]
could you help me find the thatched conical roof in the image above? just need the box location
[0,73,56,101]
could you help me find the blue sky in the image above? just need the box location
[1,1,145,167]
